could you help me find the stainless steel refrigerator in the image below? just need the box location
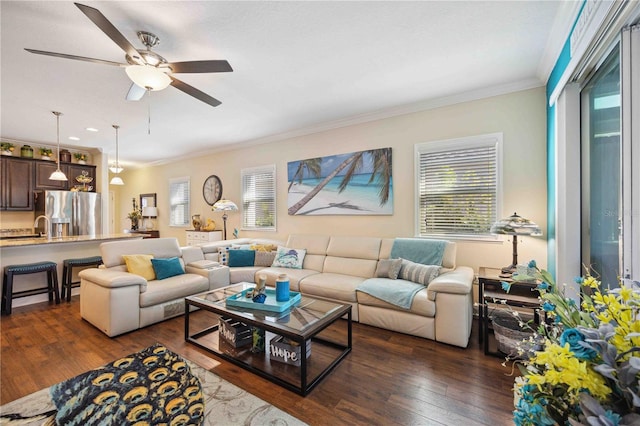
[34,191,102,236]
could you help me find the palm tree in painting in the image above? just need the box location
[287,158,322,192]
[288,148,392,215]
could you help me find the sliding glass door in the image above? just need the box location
[581,47,621,288]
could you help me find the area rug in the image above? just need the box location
[0,345,307,426]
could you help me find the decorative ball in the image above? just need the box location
[252,293,267,304]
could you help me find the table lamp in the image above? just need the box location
[490,212,542,276]
[212,199,238,240]
[142,206,158,230]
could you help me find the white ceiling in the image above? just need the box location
[1,1,576,169]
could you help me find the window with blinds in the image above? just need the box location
[241,165,276,231]
[416,133,502,238]
[169,177,190,227]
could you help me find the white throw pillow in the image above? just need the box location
[271,246,306,269]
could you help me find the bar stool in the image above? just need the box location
[2,261,60,315]
[62,256,103,302]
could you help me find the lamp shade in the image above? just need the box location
[490,212,542,236]
[110,176,124,186]
[49,169,68,181]
[125,65,171,91]
[142,206,158,218]
[212,199,238,212]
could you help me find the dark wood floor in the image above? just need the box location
[0,298,516,425]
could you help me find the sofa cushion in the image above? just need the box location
[139,274,209,308]
[399,259,441,285]
[357,285,435,317]
[151,257,185,280]
[375,258,402,279]
[229,266,265,284]
[272,246,306,269]
[298,272,366,303]
[228,249,255,267]
[101,238,183,268]
[255,267,320,291]
[123,254,155,281]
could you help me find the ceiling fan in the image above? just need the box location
[25,2,232,107]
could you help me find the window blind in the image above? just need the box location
[169,177,190,227]
[241,165,276,230]
[418,137,499,236]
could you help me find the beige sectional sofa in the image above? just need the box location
[193,234,474,347]
[79,238,230,337]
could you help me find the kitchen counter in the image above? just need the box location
[1,233,144,309]
[0,233,141,248]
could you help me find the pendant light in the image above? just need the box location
[48,111,68,181]
[109,124,124,185]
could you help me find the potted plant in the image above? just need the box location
[39,147,53,160]
[1,142,15,156]
[74,153,87,164]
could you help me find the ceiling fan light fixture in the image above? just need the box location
[125,64,171,91]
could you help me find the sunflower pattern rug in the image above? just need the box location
[0,344,306,426]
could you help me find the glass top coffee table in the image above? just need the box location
[185,282,352,396]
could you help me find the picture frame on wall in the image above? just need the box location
[287,147,393,216]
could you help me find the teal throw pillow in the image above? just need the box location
[228,249,256,267]
[151,257,185,280]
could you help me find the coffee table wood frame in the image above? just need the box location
[184,286,352,396]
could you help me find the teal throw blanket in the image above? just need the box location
[390,238,446,266]
[357,278,425,309]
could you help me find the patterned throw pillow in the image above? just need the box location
[375,258,403,279]
[399,259,441,285]
[122,254,155,281]
[217,247,231,266]
[250,244,278,252]
[254,251,277,267]
[271,246,306,269]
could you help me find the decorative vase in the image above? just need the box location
[60,149,72,162]
[131,217,139,231]
[192,214,202,231]
[77,159,86,164]
[1,150,12,156]
[20,145,33,158]
[41,155,52,161]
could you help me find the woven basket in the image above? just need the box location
[492,311,538,359]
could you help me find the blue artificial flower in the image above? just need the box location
[542,301,555,312]
[560,328,598,360]
[604,410,622,426]
[537,282,549,291]
[502,281,512,292]
[575,276,585,284]
[528,260,537,268]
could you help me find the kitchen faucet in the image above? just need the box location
[34,215,51,239]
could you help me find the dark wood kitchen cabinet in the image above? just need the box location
[34,160,67,190]
[1,157,34,210]
[34,160,96,191]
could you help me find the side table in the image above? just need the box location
[478,267,540,356]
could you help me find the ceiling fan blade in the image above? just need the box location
[170,77,221,107]
[74,3,143,64]
[125,83,146,101]
[25,48,126,67]
[167,60,233,74]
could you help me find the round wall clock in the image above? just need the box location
[203,175,223,206]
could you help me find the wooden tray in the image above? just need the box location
[226,288,301,313]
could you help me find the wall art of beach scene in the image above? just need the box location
[287,148,393,216]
